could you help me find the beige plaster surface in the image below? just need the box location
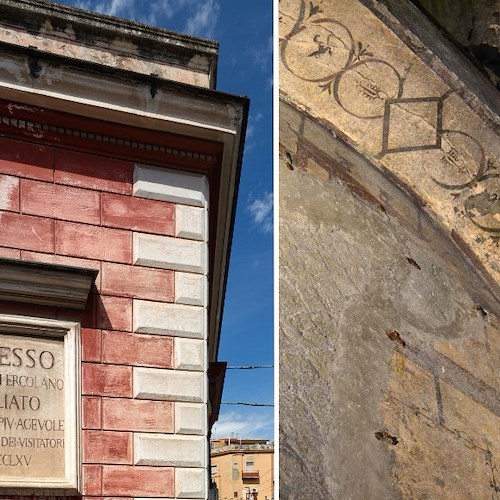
[279,148,500,498]
[280,0,499,283]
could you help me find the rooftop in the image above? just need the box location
[211,439,274,456]
[0,0,218,88]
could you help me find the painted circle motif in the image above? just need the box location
[333,59,403,119]
[431,131,485,190]
[281,18,354,82]
[465,178,500,233]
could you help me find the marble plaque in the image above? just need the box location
[0,317,80,493]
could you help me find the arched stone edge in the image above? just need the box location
[279,97,500,318]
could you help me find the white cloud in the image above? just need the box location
[75,0,178,27]
[95,0,130,17]
[212,411,273,439]
[184,0,220,39]
[244,111,265,152]
[251,36,272,72]
[142,0,177,24]
[73,0,93,9]
[247,192,273,234]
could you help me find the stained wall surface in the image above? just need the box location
[279,101,500,498]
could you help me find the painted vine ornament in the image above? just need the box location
[280,0,499,234]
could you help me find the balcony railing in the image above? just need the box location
[242,470,259,480]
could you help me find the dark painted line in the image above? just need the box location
[433,374,445,425]
[403,342,500,417]
[385,144,441,154]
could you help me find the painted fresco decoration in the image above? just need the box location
[280,0,500,263]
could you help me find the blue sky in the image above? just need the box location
[54,0,274,440]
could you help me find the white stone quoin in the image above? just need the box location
[175,205,206,241]
[132,163,209,500]
[133,233,207,273]
[134,367,204,402]
[175,403,205,435]
[175,338,204,371]
[175,468,206,498]
[133,300,205,338]
[134,434,206,467]
[133,164,209,208]
[175,272,206,306]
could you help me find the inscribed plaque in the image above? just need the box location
[0,334,66,480]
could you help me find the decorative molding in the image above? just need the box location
[0,113,216,163]
[0,258,98,309]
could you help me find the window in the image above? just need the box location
[246,456,254,471]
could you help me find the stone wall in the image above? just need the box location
[0,131,209,499]
[413,0,500,88]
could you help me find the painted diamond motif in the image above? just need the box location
[382,97,442,155]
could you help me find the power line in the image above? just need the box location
[221,402,274,407]
[226,365,274,369]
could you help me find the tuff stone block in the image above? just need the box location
[101,465,174,497]
[83,363,132,397]
[95,296,133,332]
[175,272,206,306]
[174,403,205,435]
[0,137,53,181]
[102,262,174,302]
[21,179,100,224]
[0,212,54,252]
[102,398,174,433]
[175,468,206,499]
[175,205,206,241]
[134,434,205,467]
[55,149,133,194]
[102,330,173,368]
[82,396,101,429]
[133,233,206,274]
[133,164,208,208]
[0,247,21,259]
[82,464,102,496]
[102,192,174,235]
[83,430,132,464]
[56,221,132,263]
[133,300,204,339]
[133,367,204,402]
[174,338,204,371]
[81,328,102,362]
[0,174,19,212]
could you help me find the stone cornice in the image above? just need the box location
[0,0,218,88]
[0,258,98,310]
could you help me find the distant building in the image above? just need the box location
[211,438,274,500]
